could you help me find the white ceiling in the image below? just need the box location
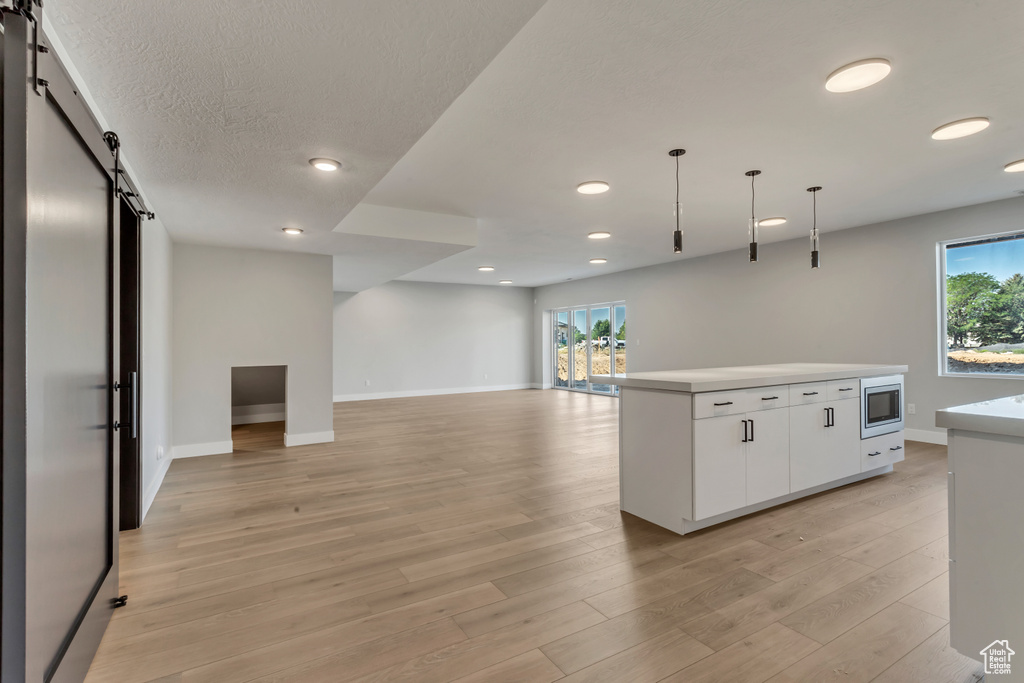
[45,1,1024,290]
[373,0,1024,286]
[43,0,545,290]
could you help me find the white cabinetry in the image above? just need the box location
[860,431,904,471]
[693,386,790,520]
[616,365,908,536]
[789,382,859,492]
[693,415,746,519]
[745,407,791,506]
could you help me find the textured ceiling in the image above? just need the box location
[363,0,1024,287]
[43,0,546,288]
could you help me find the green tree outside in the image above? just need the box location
[591,318,611,341]
[946,271,1024,347]
[616,320,626,340]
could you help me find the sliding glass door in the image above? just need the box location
[554,311,570,388]
[551,302,626,395]
[589,307,612,394]
[571,310,588,390]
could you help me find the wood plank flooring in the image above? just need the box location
[86,390,983,682]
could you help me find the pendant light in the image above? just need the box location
[669,149,685,253]
[745,170,761,262]
[807,186,822,268]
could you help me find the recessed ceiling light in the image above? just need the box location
[309,158,340,171]
[282,227,303,235]
[825,58,891,93]
[478,266,495,272]
[499,280,513,285]
[588,231,612,239]
[589,258,607,264]
[577,181,610,195]
[1004,159,1024,173]
[758,217,787,227]
[931,117,990,140]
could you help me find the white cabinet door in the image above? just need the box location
[693,414,747,520]
[827,398,861,480]
[790,402,829,491]
[746,407,790,505]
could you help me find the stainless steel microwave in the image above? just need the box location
[861,375,904,439]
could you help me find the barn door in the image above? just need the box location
[2,7,121,682]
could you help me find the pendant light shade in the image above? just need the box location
[807,186,822,268]
[745,170,761,262]
[669,149,685,254]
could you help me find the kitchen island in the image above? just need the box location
[596,362,908,535]
[937,396,1024,678]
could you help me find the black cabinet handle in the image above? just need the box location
[741,419,748,443]
[824,407,834,427]
[761,396,779,401]
[868,451,881,456]
[714,401,733,406]
[749,418,754,442]
[803,391,818,396]
[830,407,835,427]
[889,445,903,451]
[838,387,854,392]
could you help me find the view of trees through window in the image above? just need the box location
[554,303,626,394]
[945,234,1024,375]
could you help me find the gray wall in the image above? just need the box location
[140,218,173,519]
[231,365,286,406]
[333,280,533,399]
[534,196,1024,439]
[173,244,333,447]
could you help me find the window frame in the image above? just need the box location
[938,229,1024,380]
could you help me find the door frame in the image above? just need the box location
[2,12,122,682]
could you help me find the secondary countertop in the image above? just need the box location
[936,394,1024,439]
[593,362,908,393]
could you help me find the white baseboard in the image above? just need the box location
[141,455,172,523]
[172,440,234,459]
[333,383,534,403]
[905,428,948,445]
[537,383,552,390]
[284,430,335,447]
[232,402,286,425]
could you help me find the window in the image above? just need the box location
[552,302,626,394]
[941,231,1024,377]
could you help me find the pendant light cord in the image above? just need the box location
[812,189,817,231]
[750,173,756,220]
[675,153,680,232]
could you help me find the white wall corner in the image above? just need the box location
[284,430,335,447]
[333,384,533,403]
[141,456,173,523]
[904,428,948,446]
[172,440,234,459]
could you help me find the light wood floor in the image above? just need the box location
[87,390,983,682]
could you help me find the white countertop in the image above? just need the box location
[593,362,908,393]
[936,394,1024,439]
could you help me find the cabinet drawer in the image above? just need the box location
[789,382,827,405]
[693,389,749,419]
[827,379,859,401]
[861,431,904,471]
[745,385,789,412]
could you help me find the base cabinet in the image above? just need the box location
[693,407,790,520]
[693,415,746,520]
[790,397,859,492]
